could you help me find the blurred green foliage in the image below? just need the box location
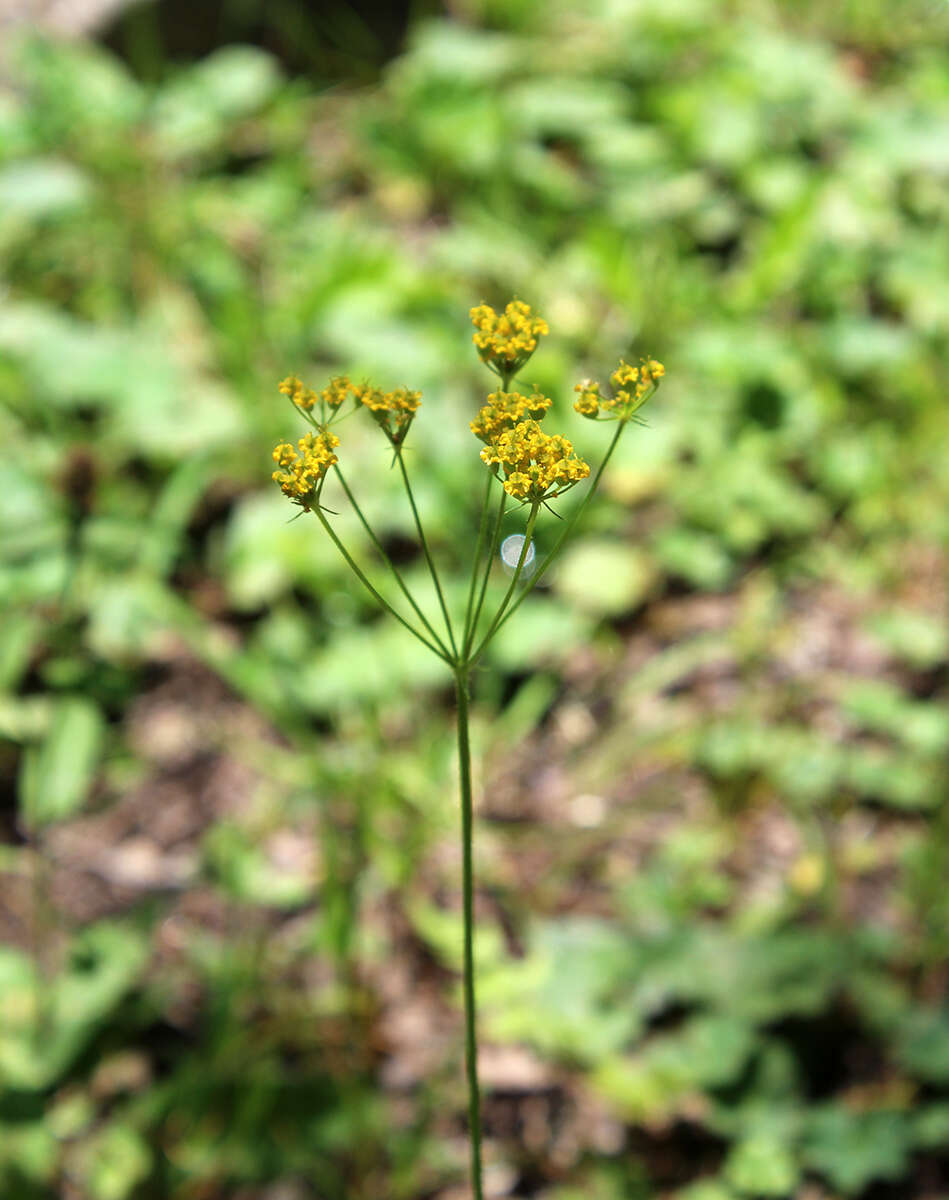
[1,0,948,1195]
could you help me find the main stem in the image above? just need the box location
[454,667,484,1200]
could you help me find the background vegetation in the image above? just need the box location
[1,0,948,1196]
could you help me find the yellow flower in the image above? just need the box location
[470,300,549,375]
[354,384,422,446]
[279,374,355,421]
[574,357,665,420]
[573,380,602,418]
[480,419,589,501]
[321,376,354,409]
[610,362,639,390]
[271,430,340,509]
[470,390,553,444]
[272,441,297,468]
[278,375,319,411]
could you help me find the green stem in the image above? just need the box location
[454,668,484,1200]
[485,420,626,645]
[313,503,452,664]
[462,470,495,653]
[396,451,458,659]
[466,484,507,657]
[471,500,540,661]
[465,480,507,657]
[334,465,451,659]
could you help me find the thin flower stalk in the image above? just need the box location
[470,500,540,660]
[464,483,507,659]
[462,469,495,651]
[395,449,459,658]
[311,503,453,664]
[333,463,452,659]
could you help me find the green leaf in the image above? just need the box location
[151,47,282,154]
[724,1133,799,1196]
[594,1016,756,1122]
[802,1107,911,1194]
[294,621,446,713]
[0,158,91,218]
[840,679,949,755]
[18,696,104,828]
[0,925,147,1090]
[13,36,145,131]
[652,527,733,590]
[81,1124,151,1200]
[0,460,67,562]
[480,919,641,1064]
[203,823,314,909]
[506,78,628,139]
[912,1104,949,1150]
[402,22,519,84]
[865,608,949,669]
[843,744,938,810]
[554,539,655,617]
[487,594,591,670]
[0,1121,56,1185]
[0,611,40,690]
[408,898,506,975]
[896,1007,949,1083]
[678,1183,737,1200]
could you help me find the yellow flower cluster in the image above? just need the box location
[355,384,422,446]
[480,419,589,501]
[573,381,601,418]
[470,300,549,374]
[271,430,340,509]
[321,376,355,409]
[279,375,319,411]
[470,390,553,444]
[573,357,665,421]
[279,374,354,416]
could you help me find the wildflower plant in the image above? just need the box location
[271,301,663,1197]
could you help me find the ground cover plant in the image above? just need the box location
[0,0,948,1196]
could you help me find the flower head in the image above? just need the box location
[321,376,355,410]
[573,380,602,418]
[470,300,549,376]
[355,384,422,447]
[573,357,665,421]
[470,390,553,444]
[271,430,340,510]
[480,419,589,501]
[279,374,355,425]
[279,375,318,411]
